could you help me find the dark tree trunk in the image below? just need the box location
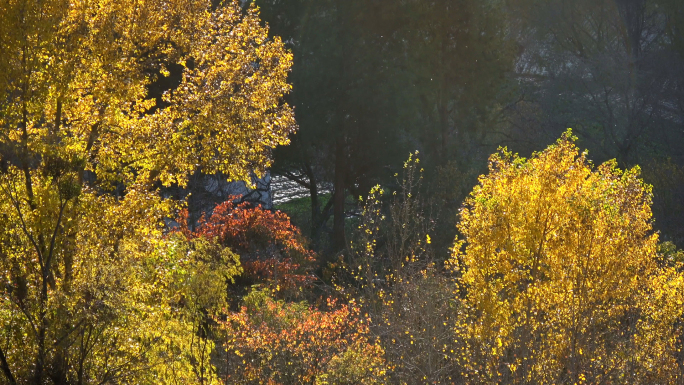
[0,346,16,385]
[304,161,321,246]
[332,135,346,251]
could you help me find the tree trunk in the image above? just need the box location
[0,346,16,385]
[332,135,346,251]
[438,98,449,160]
[304,161,321,247]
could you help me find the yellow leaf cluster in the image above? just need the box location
[450,131,684,383]
[0,0,295,189]
[0,0,293,382]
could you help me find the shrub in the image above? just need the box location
[179,198,316,300]
[218,289,387,384]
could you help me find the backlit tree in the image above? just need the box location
[450,131,684,383]
[0,0,294,382]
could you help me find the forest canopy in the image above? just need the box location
[1,0,684,384]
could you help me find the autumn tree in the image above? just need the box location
[180,198,316,300]
[218,288,388,384]
[0,0,295,382]
[499,0,684,249]
[335,155,465,383]
[450,131,684,383]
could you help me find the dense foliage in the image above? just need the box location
[0,0,293,382]
[451,132,684,383]
[219,289,386,384]
[180,199,316,299]
[2,0,684,384]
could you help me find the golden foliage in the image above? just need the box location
[0,0,295,188]
[450,131,684,384]
[0,0,293,382]
[0,176,242,383]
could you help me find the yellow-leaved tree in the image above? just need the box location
[0,0,294,383]
[450,131,684,384]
